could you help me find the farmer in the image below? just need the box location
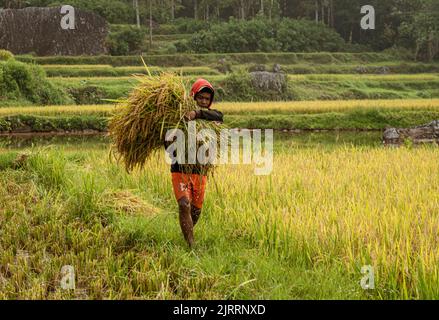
[166,79,223,248]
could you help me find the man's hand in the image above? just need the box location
[184,111,197,121]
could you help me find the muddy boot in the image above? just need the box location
[178,197,194,248]
[191,206,202,227]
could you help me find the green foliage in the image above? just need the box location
[107,25,147,56]
[43,65,219,77]
[342,43,374,53]
[0,60,72,105]
[148,18,210,35]
[16,52,394,67]
[188,18,344,53]
[0,49,14,61]
[68,86,107,105]
[173,18,210,34]
[189,18,279,53]
[217,70,257,101]
[226,110,439,130]
[397,0,439,61]
[5,0,439,56]
[403,137,414,148]
[277,19,344,52]
[156,43,178,55]
[48,0,134,24]
[0,115,108,132]
[2,109,439,133]
[174,39,191,53]
[0,152,19,170]
[47,71,439,105]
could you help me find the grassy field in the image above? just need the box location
[38,74,439,105]
[2,99,439,116]
[6,52,438,105]
[40,64,439,78]
[1,99,439,133]
[17,52,398,67]
[9,52,439,105]
[42,65,221,77]
[0,135,438,299]
[2,51,439,300]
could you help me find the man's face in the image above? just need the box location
[195,92,212,109]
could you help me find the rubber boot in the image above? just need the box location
[191,206,202,227]
[178,197,194,248]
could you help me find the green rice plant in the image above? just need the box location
[24,147,67,191]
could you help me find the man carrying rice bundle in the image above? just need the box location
[109,71,223,249]
[168,78,223,248]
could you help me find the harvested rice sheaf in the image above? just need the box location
[109,70,222,174]
[105,190,160,216]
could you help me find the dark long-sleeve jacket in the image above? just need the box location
[165,108,224,174]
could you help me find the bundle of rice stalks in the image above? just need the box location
[105,190,160,216]
[109,66,223,174]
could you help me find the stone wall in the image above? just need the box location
[383,120,439,146]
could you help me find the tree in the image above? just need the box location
[194,0,198,19]
[410,0,439,61]
[133,0,140,28]
[148,0,152,46]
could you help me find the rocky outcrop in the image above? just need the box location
[250,64,287,94]
[383,120,439,146]
[0,7,109,56]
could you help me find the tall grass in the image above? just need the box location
[289,74,439,81]
[0,139,438,299]
[2,99,438,116]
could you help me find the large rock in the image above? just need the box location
[0,7,109,56]
[383,120,439,146]
[250,71,287,94]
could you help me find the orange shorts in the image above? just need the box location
[172,173,208,209]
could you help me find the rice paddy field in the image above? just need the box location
[1,52,439,300]
[44,72,439,105]
[5,52,439,107]
[2,99,439,116]
[1,99,439,133]
[0,130,438,299]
